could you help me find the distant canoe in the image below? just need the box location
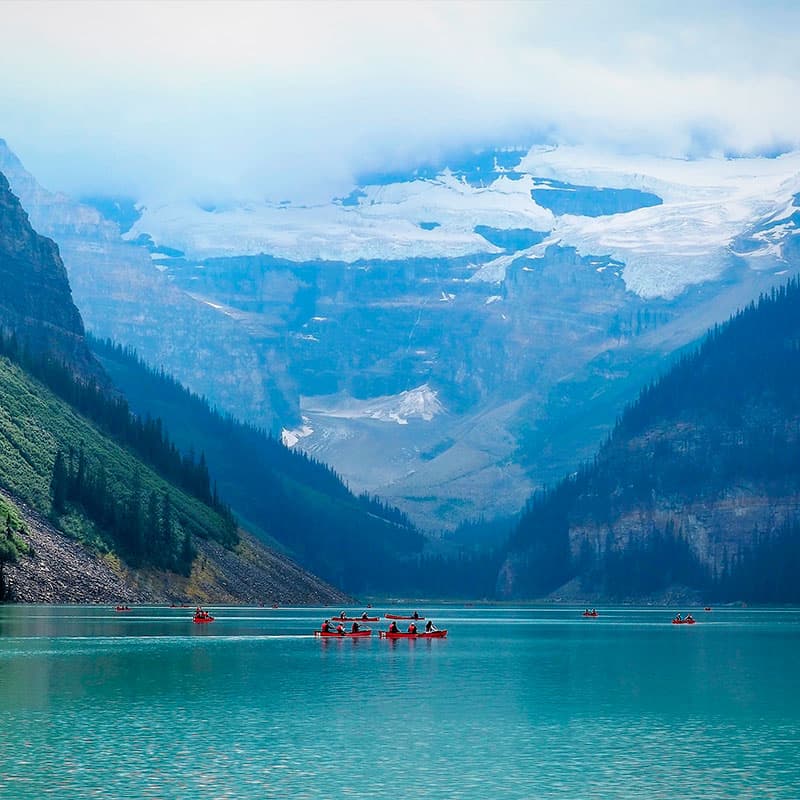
[379,630,446,639]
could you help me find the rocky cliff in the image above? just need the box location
[0,170,102,381]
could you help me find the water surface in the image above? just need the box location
[1,605,798,799]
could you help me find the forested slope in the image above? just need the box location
[91,337,426,593]
[500,279,800,602]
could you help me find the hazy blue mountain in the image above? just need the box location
[4,138,799,532]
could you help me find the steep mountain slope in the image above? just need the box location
[0,344,346,604]
[0,139,296,432]
[498,280,800,602]
[5,139,799,531]
[90,336,426,595]
[0,169,345,603]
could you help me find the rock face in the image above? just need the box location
[0,170,101,381]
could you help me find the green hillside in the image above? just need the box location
[0,351,235,574]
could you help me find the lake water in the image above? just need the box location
[1,605,798,799]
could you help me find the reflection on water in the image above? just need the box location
[0,605,798,799]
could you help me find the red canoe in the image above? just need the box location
[193,615,215,624]
[333,617,379,622]
[384,614,425,620]
[582,612,599,617]
[115,607,131,612]
[314,630,372,638]
[379,630,447,639]
[672,619,696,625]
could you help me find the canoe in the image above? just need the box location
[115,607,131,612]
[314,630,372,638]
[672,619,696,625]
[193,615,215,624]
[384,614,425,620]
[332,617,379,622]
[582,612,598,617]
[379,630,447,639]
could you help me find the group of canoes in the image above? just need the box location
[315,611,448,639]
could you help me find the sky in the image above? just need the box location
[2,0,799,203]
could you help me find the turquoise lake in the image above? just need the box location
[1,605,798,799]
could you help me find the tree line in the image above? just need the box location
[50,444,194,573]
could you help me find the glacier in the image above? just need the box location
[126,145,800,301]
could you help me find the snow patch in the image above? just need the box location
[281,417,314,448]
[302,384,444,425]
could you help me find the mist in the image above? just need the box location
[2,0,799,203]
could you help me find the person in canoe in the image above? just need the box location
[412,611,420,620]
[388,620,399,634]
[673,613,683,623]
[321,619,332,633]
[408,622,418,634]
[425,620,438,633]
[336,622,346,635]
[351,621,361,633]
[685,614,695,623]
[361,612,369,620]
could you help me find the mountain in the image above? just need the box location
[0,139,296,433]
[4,139,800,532]
[0,171,101,382]
[498,280,800,602]
[0,169,346,604]
[89,335,427,595]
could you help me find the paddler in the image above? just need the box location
[339,611,347,620]
[336,622,346,635]
[321,619,331,633]
[425,620,438,632]
[361,612,369,620]
[388,620,399,634]
[408,622,418,634]
[412,611,420,620]
[351,621,361,633]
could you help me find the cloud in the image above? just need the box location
[1,0,799,202]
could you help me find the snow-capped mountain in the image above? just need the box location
[5,139,800,530]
